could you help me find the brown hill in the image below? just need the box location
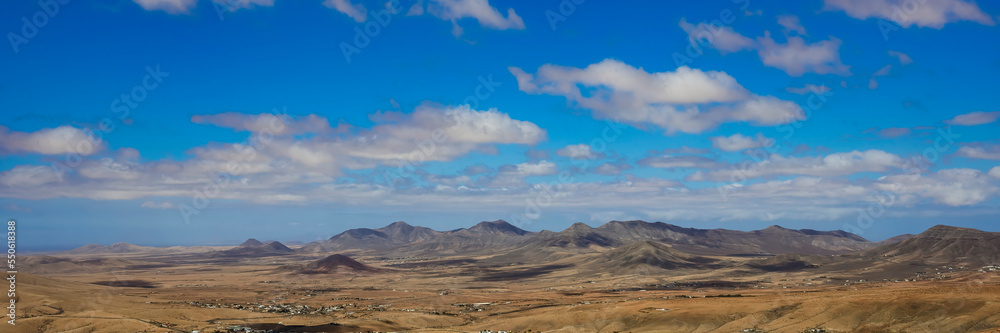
[22,256,144,274]
[65,242,155,254]
[863,225,1000,265]
[588,240,721,274]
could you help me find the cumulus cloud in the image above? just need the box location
[823,0,995,28]
[876,127,912,138]
[695,149,904,181]
[556,144,605,160]
[786,84,831,95]
[426,0,525,36]
[679,18,755,53]
[757,32,850,76]
[945,111,1000,126]
[888,50,913,65]
[323,0,367,22]
[592,162,632,175]
[680,18,850,77]
[0,125,104,156]
[482,160,557,187]
[133,0,274,14]
[777,15,807,35]
[132,0,198,13]
[141,201,176,209]
[710,133,774,151]
[638,155,720,169]
[0,165,61,188]
[0,104,546,202]
[510,59,803,134]
[990,166,1000,179]
[192,112,336,135]
[956,144,1000,160]
[876,168,998,206]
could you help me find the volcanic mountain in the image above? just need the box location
[213,241,295,257]
[299,220,878,257]
[300,221,441,253]
[288,254,381,274]
[238,238,265,247]
[862,225,1000,265]
[391,220,536,255]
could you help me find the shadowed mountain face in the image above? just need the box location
[863,225,1000,265]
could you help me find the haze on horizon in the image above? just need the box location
[2,0,1000,251]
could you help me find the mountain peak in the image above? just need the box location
[763,225,790,231]
[383,221,412,229]
[467,220,527,236]
[239,238,265,247]
[564,222,594,232]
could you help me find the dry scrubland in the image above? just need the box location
[12,222,1000,333]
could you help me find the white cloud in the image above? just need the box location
[710,133,774,151]
[990,166,1000,179]
[141,201,176,209]
[133,0,274,14]
[638,155,720,169]
[556,144,605,160]
[0,165,61,188]
[426,0,525,36]
[679,18,755,53]
[945,111,1000,126]
[696,149,904,181]
[132,0,198,13]
[823,0,995,28]
[956,144,1000,160]
[888,50,913,65]
[0,125,104,156]
[876,127,911,138]
[323,0,367,22]
[592,162,632,175]
[868,64,893,89]
[510,59,803,134]
[757,33,850,76]
[214,0,274,11]
[483,160,557,187]
[777,15,807,35]
[192,112,335,135]
[679,17,850,77]
[876,168,998,206]
[786,84,831,95]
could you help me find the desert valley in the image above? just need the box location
[13,220,1000,333]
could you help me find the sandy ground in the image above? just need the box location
[10,249,1000,333]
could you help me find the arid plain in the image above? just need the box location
[15,221,1000,333]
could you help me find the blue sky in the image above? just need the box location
[2,0,1000,250]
